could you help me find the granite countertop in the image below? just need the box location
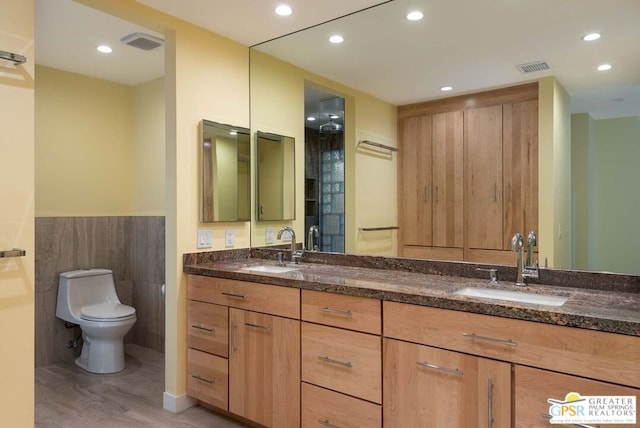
[184,255,640,338]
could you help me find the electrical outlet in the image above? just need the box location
[225,229,235,247]
[558,223,563,239]
[197,230,213,249]
[265,227,274,244]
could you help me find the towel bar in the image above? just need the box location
[0,50,27,65]
[0,248,26,258]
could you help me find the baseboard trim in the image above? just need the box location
[163,391,196,413]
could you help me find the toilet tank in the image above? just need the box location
[56,269,119,323]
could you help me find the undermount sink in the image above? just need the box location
[454,287,568,307]
[241,265,299,274]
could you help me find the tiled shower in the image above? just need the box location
[35,216,165,367]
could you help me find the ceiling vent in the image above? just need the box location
[120,32,164,51]
[516,60,551,74]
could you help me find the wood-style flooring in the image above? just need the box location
[35,344,247,428]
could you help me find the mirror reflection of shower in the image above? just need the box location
[304,82,345,253]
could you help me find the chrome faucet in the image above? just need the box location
[524,230,539,279]
[307,225,319,252]
[511,231,539,286]
[511,232,526,286]
[277,226,304,264]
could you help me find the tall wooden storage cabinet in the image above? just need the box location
[399,83,538,264]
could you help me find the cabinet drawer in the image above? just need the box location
[187,300,228,357]
[187,275,300,319]
[302,290,381,334]
[515,366,640,428]
[302,323,381,403]
[302,383,381,428]
[187,348,228,410]
[384,301,640,388]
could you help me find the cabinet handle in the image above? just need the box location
[222,291,246,299]
[423,186,427,203]
[244,322,272,332]
[230,322,237,356]
[493,183,497,202]
[416,361,463,376]
[318,307,353,317]
[191,374,214,385]
[319,419,339,428]
[191,324,214,334]
[462,333,517,347]
[541,414,600,428]
[435,186,439,204]
[318,355,353,368]
[506,183,511,203]
[487,379,493,428]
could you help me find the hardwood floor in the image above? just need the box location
[35,344,247,428]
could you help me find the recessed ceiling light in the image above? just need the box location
[597,63,612,71]
[307,116,316,121]
[96,45,112,54]
[582,32,601,41]
[329,114,339,119]
[275,5,292,16]
[329,35,344,44]
[229,130,238,136]
[440,86,453,92]
[406,11,424,21]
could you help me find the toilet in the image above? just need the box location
[56,269,137,374]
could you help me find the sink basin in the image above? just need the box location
[454,287,568,307]
[241,265,299,274]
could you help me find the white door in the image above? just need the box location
[0,1,35,425]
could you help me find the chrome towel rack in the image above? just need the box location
[0,50,27,65]
[359,226,399,232]
[0,248,26,258]
[358,140,398,153]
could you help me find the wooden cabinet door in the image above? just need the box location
[465,105,504,250]
[383,338,511,428]
[229,309,300,427]
[400,115,432,246]
[503,100,538,250]
[431,110,464,248]
[515,366,639,428]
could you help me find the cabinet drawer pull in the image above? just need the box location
[245,322,272,332]
[191,324,214,334]
[191,374,215,385]
[462,333,517,347]
[230,322,237,356]
[319,419,339,428]
[222,291,246,299]
[541,414,599,428]
[318,307,352,317]
[487,379,493,428]
[318,355,353,368]
[416,361,463,376]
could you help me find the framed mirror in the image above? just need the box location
[256,131,296,221]
[201,120,250,222]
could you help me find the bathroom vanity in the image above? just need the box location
[183,250,640,428]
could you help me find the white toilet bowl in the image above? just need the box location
[56,269,137,374]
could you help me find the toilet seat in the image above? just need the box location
[80,303,136,322]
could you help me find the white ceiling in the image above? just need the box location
[35,0,640,119]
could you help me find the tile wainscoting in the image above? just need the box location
[35,216,165,367]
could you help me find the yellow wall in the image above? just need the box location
[35,66,134,216]
[250,50,397,255]
[538,77,572,269]
[132,77,165,215]
[0,0,35,424]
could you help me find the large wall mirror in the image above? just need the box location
[249,0,640,275]
[201,120,250,222]
[256,131,296,221]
